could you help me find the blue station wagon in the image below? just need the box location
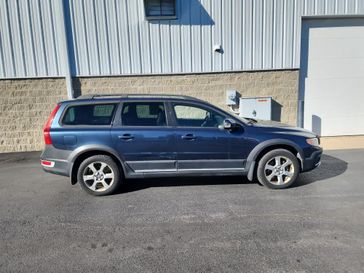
[41,94,322,196]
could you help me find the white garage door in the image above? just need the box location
[301,18,364,136]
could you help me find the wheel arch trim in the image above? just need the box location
[246,139,304,181]
[68,145,126,184]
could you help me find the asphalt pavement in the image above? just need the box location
[0,149,363,273]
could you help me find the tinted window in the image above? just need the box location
[122,102,166,126]
[62,104,116,126]
[173,104,226,128]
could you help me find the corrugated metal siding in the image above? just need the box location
[1,0,364,78]
[0,0,64,78]
[69,0,364,75]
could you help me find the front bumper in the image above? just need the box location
[301,148,323,172]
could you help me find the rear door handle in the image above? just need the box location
[181,134,196,140]
[118,134,134,140]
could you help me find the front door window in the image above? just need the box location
[173,104,225,128]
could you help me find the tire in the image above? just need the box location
[77,155,122,196]
[256,149,300,189]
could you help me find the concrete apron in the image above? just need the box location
[320,135,364,150]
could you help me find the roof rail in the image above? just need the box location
[126,94,198,100]
[76,93,200,100]
[76,94,126,99]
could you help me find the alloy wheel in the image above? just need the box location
[264,156,295,185]
[82,161,115,192]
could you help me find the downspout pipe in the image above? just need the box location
[58,0,74,99]
[297,100,304,128]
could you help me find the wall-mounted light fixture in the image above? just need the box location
[213,44,223,54]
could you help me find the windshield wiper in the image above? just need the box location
[245,117,258,124]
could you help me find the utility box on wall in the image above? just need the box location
[239,97,272,120]
[226,90,238,105]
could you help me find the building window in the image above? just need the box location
[144,0,177,20]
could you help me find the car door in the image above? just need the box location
[111,100,177,173]
[170,101,245,172]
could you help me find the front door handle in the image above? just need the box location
[118,134,134,140]
[181,134,196,140]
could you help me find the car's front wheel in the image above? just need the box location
[77,155,121,196]
[257,149,300,189]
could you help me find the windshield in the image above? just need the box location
[209,103,251,124]
[237,116,257,124]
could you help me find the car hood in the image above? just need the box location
[249,119,317,138]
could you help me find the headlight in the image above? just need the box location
[306,137,320,146]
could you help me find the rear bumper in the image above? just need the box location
[41,159,69,177]
[301,148,323,172]
[40,146,71,177]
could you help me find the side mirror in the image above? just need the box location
[222,119,239,130]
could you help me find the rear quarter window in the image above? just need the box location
[62,104,117,126]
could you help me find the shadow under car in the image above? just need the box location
[118,154,348,194]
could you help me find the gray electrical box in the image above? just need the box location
[239,97,272,120]
[226,90,238,105]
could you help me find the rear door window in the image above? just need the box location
[121,102,166,126]
[62,104,117,126]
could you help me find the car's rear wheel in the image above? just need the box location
[257,149,299,189]
[77,155,121,196]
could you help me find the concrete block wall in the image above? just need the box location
[0,79,67,153]
[0,70,298,153]
[75,70,299,124]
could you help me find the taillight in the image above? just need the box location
[43,104,61,145]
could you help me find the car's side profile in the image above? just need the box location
[41,94,322,196]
